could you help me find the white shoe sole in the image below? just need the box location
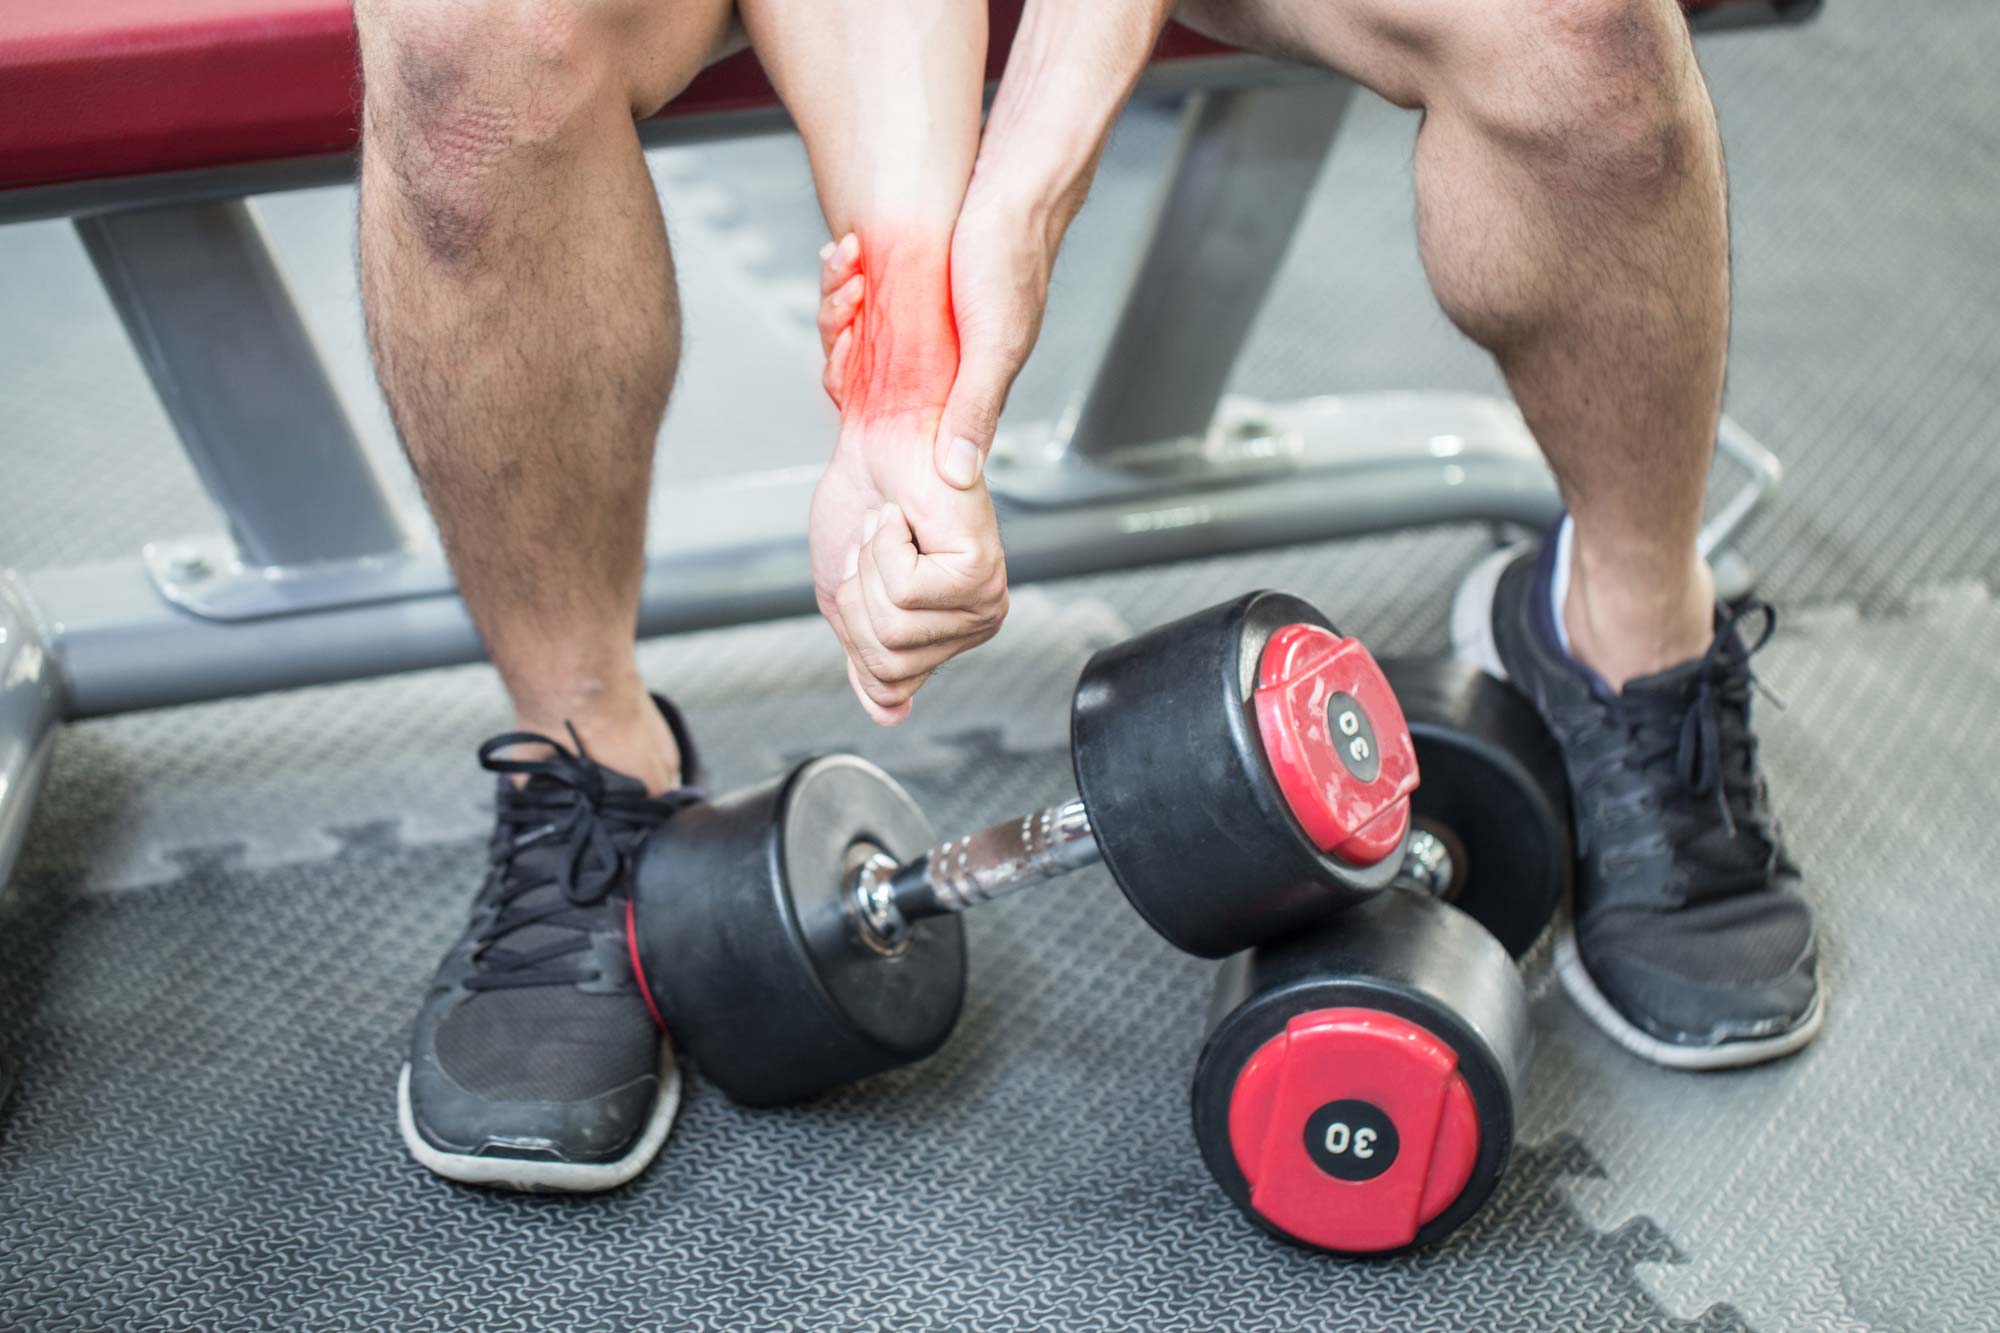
[1449,542,1521,683]
[396,1042,681,1192]
[1451,541,1827,1070]
[1554,924,1826,1069]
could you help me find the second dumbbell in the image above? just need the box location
[1188,658,1570,1255]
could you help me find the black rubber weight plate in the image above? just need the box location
[1380,656,1571,958]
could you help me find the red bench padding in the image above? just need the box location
[0,1,1230,192]
[0,0,1780,194]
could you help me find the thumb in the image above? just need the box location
[933,344,1018,491]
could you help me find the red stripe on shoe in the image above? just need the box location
[625,899,668,1034]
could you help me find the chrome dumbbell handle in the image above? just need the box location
[1394,827,1456,899]
[851,799,1099,951]
[851,797,1457,956]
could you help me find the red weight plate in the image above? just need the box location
[1226,1008,1479,1254]
[1253,625,1417,865]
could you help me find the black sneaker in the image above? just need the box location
[1451,522,1823,1069]
[397,699,703,1190]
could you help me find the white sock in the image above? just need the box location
[1550,516,1576,658]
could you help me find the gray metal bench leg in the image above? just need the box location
[1066,81,1355,457]
[74,202,408,573]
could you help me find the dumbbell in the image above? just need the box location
[629,590,1425,1107]
[1190,657,1572,1255]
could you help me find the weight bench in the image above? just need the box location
[0,0,1817,888]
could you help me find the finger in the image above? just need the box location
[817,273,864,356]
[820,572,913,725]
[820,232,861,295]
[870,503,1007,617]
[859,508,991,650]
[837,576,928,718]
[840,546,947,691]
[858,550,986,673]
[933,334,1031,491]
[842,545,949,686]
[822,327,854,409]
[847,659,911,727]
[818,582,901,723]
[817,576,861,664]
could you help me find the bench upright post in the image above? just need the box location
[74,201,407,570]
[1065,80,1355,459]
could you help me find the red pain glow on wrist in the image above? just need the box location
[840,230,959,429]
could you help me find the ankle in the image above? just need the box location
[1562,544,1715,691]
[511,679,682,795]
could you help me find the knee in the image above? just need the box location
[356,0,630,260]
[1447,0,1714,194]
[358,0,634,144]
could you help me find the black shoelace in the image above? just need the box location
[1587,601,1783,872]
[465,727,700,992]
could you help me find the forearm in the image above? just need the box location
[742,0,985,424]
[980,0,1173,243]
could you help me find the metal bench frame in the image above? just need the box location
[0,52,1787,888]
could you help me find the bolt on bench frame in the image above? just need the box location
[0,52,1790,890]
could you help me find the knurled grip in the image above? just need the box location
[889,799,1099,919]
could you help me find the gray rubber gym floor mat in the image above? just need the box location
[5,580,1999,1331]
[0,801,1721,1333]
[1527,584,2000,1329]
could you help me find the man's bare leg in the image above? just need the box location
[1180,0,1726,688]
[357,0,736,790]
[1172,0,1817,1070]
[358,0,740,1193]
